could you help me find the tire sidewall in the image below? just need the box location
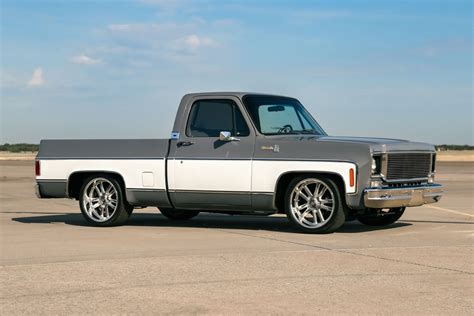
[79,175,130,227]
[285,175,345,234]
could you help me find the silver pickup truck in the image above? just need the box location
[35,92,443,233]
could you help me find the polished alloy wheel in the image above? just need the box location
[82,178,118,222]
[289,178,335,229]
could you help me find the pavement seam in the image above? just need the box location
[0,271,465,300]
[423,205,474,218]
[217,229,474,275]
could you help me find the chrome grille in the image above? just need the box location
[385,153,432,181]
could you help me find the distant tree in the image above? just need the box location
[435,144,474,151]
[0,143,39,152]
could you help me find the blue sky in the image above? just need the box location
[1,0,472,144]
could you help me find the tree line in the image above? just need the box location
[0,143,39,152]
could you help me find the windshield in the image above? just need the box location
[242,95,326,136]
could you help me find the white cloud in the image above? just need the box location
[71,54,102,65]
[107,24,133,31]
[184,34,216,50]
[27,67,44,87]
[103,21,221,64]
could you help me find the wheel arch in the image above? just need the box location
[273,171,346,212]
[67,171,127,200]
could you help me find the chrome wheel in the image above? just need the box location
[82,178,118,223]
[290,178,335,229]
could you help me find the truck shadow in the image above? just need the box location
[9,211,421,234]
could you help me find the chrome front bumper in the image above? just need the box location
[364,184,443,208]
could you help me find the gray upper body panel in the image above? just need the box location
[173,92,436,154]
[37,139,169,159]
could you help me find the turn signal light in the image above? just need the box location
[349,168,355,187]
[35,160,40,176]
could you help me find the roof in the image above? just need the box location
[182,91,293,99]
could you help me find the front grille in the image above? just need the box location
[385,153,432,181]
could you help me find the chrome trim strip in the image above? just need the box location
[171,189,273,195]
[371,150,436,154]
[173,157,358,163]
[37,179,67,183]
[127,188,166,192]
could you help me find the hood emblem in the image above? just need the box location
[261,145,280,153]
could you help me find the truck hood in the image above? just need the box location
[268,135,436,153]
[317,136,435,153]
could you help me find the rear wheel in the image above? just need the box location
[285,176,346,234]
[79,175,132,227]
[159,208,200,220]
[356,207,405,226]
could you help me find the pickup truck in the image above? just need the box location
[35,92,443,233]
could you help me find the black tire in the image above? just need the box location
[79,175,133,227]
[356,207,405,226]
[159,208,200,220]
[285,175,346,234]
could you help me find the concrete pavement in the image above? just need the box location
[1,161,472,314]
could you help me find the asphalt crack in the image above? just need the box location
[217,229,474,275]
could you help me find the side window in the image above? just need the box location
[186,100,250,137]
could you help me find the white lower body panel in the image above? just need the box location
[37,159,167,190]
[168,159,252,192]
[251,160,357,194]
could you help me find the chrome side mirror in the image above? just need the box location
[219,131,240,142]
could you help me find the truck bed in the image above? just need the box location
[35,139,171,207]
[37,139,169,159]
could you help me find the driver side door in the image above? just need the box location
[168,97,255,211]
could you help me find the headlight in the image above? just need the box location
[371,156,381,175]
[370,179,383,188]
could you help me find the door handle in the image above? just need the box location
[177,141,195,147]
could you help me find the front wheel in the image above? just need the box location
[79,175,132,227]
[285,176,346,234]
[159,208,200,220]
[356,207,405,226]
